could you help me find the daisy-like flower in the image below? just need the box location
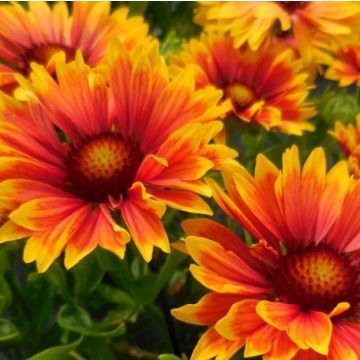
[325,42,360,87]
[194,2,360,68]
[0,1,148,92]
[330,115,360,178]
[172,146,360,359]
[171,33,315,135]
[0,40,236,272]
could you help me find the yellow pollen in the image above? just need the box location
[225,83,256,110]
[77,137,129,182]
[291,249,349,297]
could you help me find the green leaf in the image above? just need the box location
[131,256,151,277]
[126,274,158,305]
[144,305,173,352]
[96,248,131,278]
[158,355,183,360]
[26,336,83,360]
[0,295,5,314]
[97,284,137,317]
[57,304,126,338]
[153,251,185,297]
[24,273,54,347]
[57,304,92,333]
[128,1,148,15]
[72,253,105,297]
[317,88,360,125]
[0,318,20,343]
[123,251,186,305]
[80,338,117,360]
[0,276,11,310]
[45,262,71,301]
[160,31,183,58]
[0,250,11,274]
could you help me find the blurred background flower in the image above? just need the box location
[0,1,149,93]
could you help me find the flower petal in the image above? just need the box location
[171,292,243,326]
[148,188,212,215]
[215,299,263,340]
[190,327,243,360]
[257,301,332,355]
[121,183,169,261]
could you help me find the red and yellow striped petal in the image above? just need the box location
[23,205,90,272]
[121,182,169,262]
[171,292,244,326]
[215,299,264,340]
[190,327,244,360]
[257,301,332,355]
[185,236,269,294]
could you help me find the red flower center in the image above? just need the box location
[17,44,76,75]
[0,211,7,227]
[280,1,307,13]
[225,83,256,113]
[274,245,359,312]
[66,133,143,202]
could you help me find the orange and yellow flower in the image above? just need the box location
[330,115,360,179]
[325,42,360,87]
[0,1,148,92]
[171,33,315,135]
[194,1,360,69]
[0,40,236,272]
[172,146,360,359]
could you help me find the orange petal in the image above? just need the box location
[315,161,350,243]
[277,145,303,244]
[0,220,31,244]
[198,143,238,170]
[97,204,130,259]
[215,299,263,340]
[148,188,212,215]
[190,327,243,360]
[263,331,300,360]
[181,218,261,270]
[185,236,268,292]
[328,322,360,360]
[24,205,90,272]
[244,323,283,358]
[328,302,350,318]
[327,180,360,252]
[171,292,243,326]
[121,182,169,261]
[257,301,332,355]
[206,177,269,242]
[293,349,326,360]
[64,206,124,269]
[9,196,85,231]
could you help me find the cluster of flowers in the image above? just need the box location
[0,1,359,359]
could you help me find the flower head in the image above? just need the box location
[172,146,360,359]
[194,1,360,69]
[171,33,315,135]
[325,42,360,87]
[0,1,148,92]
[330,115,360,178]
[0,40,236,272]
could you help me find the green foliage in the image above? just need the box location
[26,337,83,360]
